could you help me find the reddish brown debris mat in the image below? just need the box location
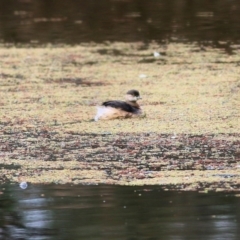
[1,129,240,191]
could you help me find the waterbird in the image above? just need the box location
[94,89,143,121]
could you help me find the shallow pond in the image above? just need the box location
[1,0,240,44]
[1,184,240,239]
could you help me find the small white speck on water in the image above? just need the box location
[171,132,177,139]
[19,182,28,189]
[139,74,147,78]
[153,51,161,57]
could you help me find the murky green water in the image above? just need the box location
[1,184,240,240]
[1,0,240,44]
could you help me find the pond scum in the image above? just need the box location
[0,42,240,191]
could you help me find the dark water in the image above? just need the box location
[1,0,240,44]
[1,184,240,240]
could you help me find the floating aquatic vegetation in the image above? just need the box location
[0,42,239,190]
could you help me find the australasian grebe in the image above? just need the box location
[94,89,142,121]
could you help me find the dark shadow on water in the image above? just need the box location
[44,77,107,86]
[1,184,240,239]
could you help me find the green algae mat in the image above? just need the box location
[0,42,239,191]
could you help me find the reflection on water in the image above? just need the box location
[1,184,240,239]
[1,0,240,44]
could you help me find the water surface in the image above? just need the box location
[1,184,240,239]
[1,0,240,44]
